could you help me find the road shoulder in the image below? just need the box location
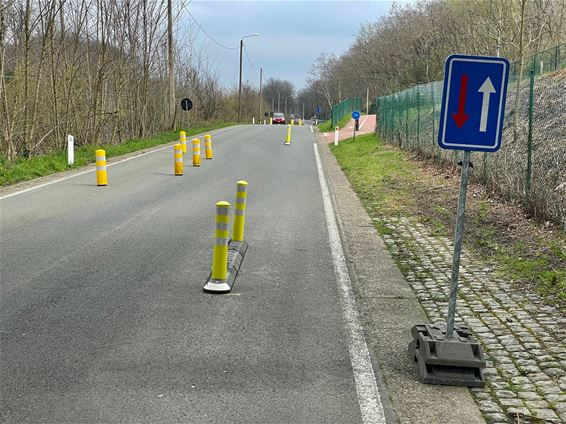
[315,132,485,423]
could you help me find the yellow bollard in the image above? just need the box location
[180,131,187,153]
[204,134,213,159]
[192,138,201,167]
[290,118,294,126]
[96,149,107,186]
[270,117,273,125]
[299,119,303,125]
[232,181,248,242]
[174,143,183,176]
[211,201,230,281]
[285,125,291,145]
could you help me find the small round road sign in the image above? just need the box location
[181,98,193,111]
[352,110,361,120]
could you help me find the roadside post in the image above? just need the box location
[334,127,339,146]
[67,135,74,165]
[351,110,360,142]
[409,54,510,387]
[95,149,107,186]
[174,143,183,176]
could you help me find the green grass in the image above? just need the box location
[318,114,352,133]
[330,132,566,308]
[0,122,235,186]
[330,132,417,216]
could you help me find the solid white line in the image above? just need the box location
[310,126,314,133]
[313,143,386,424]
[0,126,234,200]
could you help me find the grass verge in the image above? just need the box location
[331,133,565,309]
[0,122,235,186]
[317,114,352,133]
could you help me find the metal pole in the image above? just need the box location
[302,102,305,120]
[277,92,280,112]
[237,39,243,123]
[258,68,263,122]
[446,150,471,338]
[526,69,535,196]
[366,87,369,114]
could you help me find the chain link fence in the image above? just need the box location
[377,43,566,228]
[331,97,362,127]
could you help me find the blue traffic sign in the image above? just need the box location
[352,110,361,120]
[438,54,510,152]
[316,106,321,114]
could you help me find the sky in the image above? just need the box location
[179,1,400,91]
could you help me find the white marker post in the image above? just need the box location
[334,127,339,146]
[67,135,74,165]
[252,117,255,125]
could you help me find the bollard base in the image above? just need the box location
[408,323,486,387]
[203,240,248,294]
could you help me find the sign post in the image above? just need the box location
[409,54,509,388]
[180,98,193,133]
[351,110,360,142]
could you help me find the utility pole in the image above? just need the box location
[167,0,175,129]
[237,38,244,122]
[302,102,305,120]
[258,68,263,121]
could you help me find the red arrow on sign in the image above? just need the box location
[452,74,469,128]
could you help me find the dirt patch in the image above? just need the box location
[391,146,565,309]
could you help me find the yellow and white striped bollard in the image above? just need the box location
[204,134,213,159]
[96,149,107,186]
[211,201,230,281]
[232,181,248,242]
[192,138,201,167]
[285,125,291,145]
[174,143,183,176]
[180,131,187,154]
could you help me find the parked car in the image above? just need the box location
[273,113,286,124]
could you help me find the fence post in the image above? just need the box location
[431,83,436,157]
[526,69,535,198]
[417,85,421,150]
[405,92,409,146]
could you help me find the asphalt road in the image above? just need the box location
[1,125,372,423]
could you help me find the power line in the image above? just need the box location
[243,44,259,76]
[184,7,239,50]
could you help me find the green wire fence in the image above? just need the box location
[376,43,566,227]
[331,97,362,127]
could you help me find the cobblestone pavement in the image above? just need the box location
[381,217,566,424]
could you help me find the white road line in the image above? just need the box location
[0,126,234,200]
[310,126,314,133]
[360,116,368,129]
[313,143,386,424]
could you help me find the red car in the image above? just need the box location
[273,113,286,124]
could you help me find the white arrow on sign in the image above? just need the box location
[478,77,496,133]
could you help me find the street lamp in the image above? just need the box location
[238,33,259,123]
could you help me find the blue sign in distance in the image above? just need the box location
[352,110,361,120]
[316,105,321,114]
[438,54,510,152]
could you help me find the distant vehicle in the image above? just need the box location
[273,113,286,124]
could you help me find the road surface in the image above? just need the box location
[1,124,386,423]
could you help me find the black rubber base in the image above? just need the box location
[409,323,486,387]
[203,240,248,294]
